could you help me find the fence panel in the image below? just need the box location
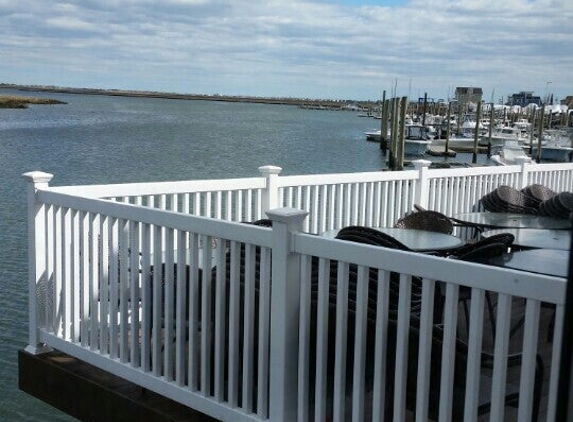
[292,233,565,422]
[47,163,573,236]
[35,192,273,422]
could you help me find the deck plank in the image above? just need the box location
[18,350,217,422]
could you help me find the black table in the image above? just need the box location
[474,248,569,278]
[322,227,463,252]
[453,212,571,230]
[482,228,571,251]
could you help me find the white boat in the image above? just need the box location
[448,118,488,139]
[534,144,573,162]
[525,131,573,162]
[364,125,431,156]
[512,118,532,134]
[365,129,384,142]
[404,139,432,156]
[490,140,532,166]
[404,125,432,156]
[479,126,526,152]
[433,119,480,150]
[432,135,476,150]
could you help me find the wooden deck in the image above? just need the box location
[19,349,217,422]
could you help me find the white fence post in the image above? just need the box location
[22,171,54,355]
[259,165,282,215]
[266,207,309,422]
[517,159,531,189]
[413,159,432,210]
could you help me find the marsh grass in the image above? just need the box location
[0,95,66,108]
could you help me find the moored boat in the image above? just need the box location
[525,131,573,162]
[365,129,383,142]
[364,125,431,156]
[404,124,432,156]
[432,135,476,150]
[480,126,526,152]
[490,139,532,166]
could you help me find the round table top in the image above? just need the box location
[323,227,463,252]
[476,248,569,278]
[453,212,571,229]
[482,228,571,251]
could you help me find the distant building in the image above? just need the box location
[455,87,483,105]
[506,91,542,107]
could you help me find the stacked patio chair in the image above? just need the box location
[521,184,557,208]
[394,210,454,234]
[539,191,573,219]
[445,232,515,258]
[480,185,538,215]
[336,225,411,250]
[414,204,483,240]
[334,226,426,316]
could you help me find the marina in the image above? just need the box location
[361,94,573,169]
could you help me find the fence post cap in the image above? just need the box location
[412,159,432,169]
[266,207,308,224]
[22,171,54,184]
[258,165,283,175]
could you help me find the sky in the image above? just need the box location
[1,0,572,102]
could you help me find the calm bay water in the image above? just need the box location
[0,89,395,421]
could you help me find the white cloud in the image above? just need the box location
[45,16,99,31]
[165,0,211,4]
[0,0,571,99]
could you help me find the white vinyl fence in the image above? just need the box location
[47,162,573,234]
[23,163,572,422]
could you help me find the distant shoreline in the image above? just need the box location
[0,83,371,110]
[0,93,66,109]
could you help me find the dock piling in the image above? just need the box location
[472,101,482,164]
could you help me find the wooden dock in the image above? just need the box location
[427,146,457,157]
[19,350,216,422]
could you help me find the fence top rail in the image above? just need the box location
[277,169,420,187]
[523,161,573,172]
[295,233,567,305]
[423,162,573,179]
[276,163,573,189]
[423,165,521,178]
[37,189,273,246]
[38,161,573,198]
[46,176,266,198]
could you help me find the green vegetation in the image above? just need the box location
[0,95,66,109]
